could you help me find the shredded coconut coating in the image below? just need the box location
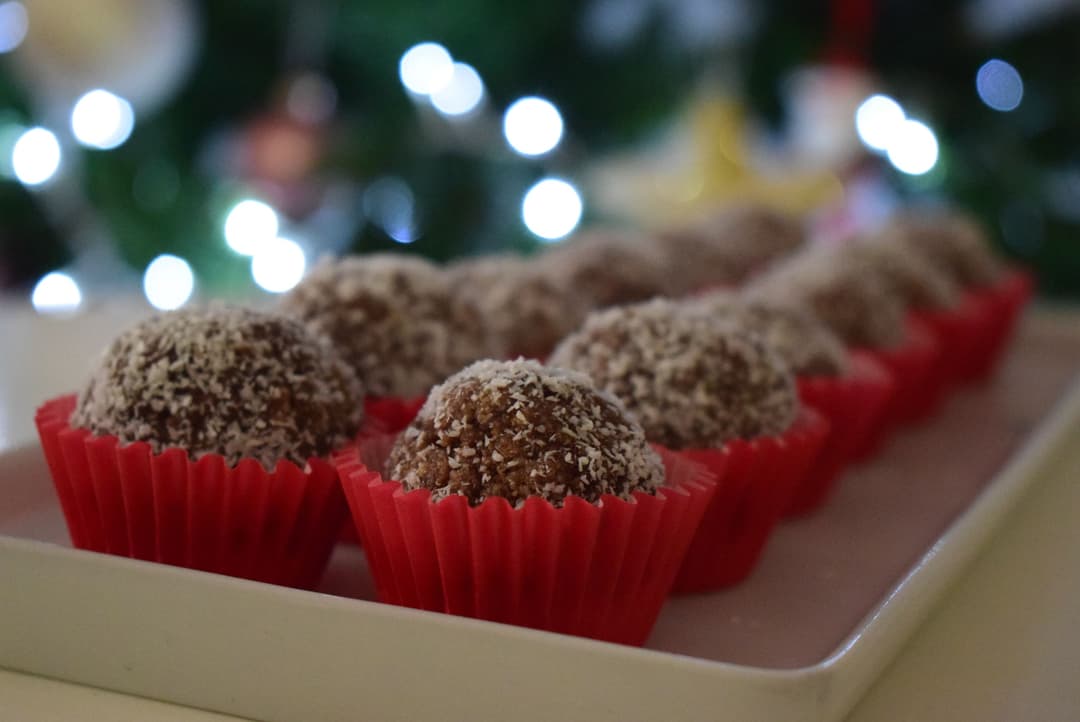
[749,250,908,349]
[548,299,798,449]
[839,237,961,311]
[694,293,849,377]
[537,229,673,309]
[387,359,664,507]
[72,306,364,470]
[280,254,493,398]
[447,255,588,359]
[879,210,1004,289]
[657,204,806,293]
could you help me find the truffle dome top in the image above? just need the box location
[387,359,665,506]
[694,294,849,377]
[281,253,491,397]
[73,306,364,469]
[549,299,798,449]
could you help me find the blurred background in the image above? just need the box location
[1,0,1078,315]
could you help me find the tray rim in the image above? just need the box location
[2,368,1079,722]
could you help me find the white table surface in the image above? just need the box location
[2,301,1079,722]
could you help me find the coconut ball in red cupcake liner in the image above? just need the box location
[692,294,883,517]
[794,352,894,514]
[835,234,973,421]
[280,253,494,436]
[960,268,1034,382]
[549,299,827,593]
[34,307,364,589]
[878,210,1034,385]
[748,251,919,461]
[336,360,716,646]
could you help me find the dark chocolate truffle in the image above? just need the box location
[72,306,364,469]
[280,254,492,398]
[387,359,664,506]
[548,299,798,449]
[657,204,806,293]
[749,250,907,349]
[694,294,849,377]
[878,210,1003,289]
[840,238,960,311]
[537,229,672,309]
[447,255,587,359]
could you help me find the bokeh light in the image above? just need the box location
[855,95,905,152]
[886,119,939,175]
[0,1,28,54]
[503,97,564,156]
[430,62,484,117]
[976,59,1023,112]
[12,127,61,186]
[143,254,195,310]
[224,199,280,255]
[521,178,583,241]
[71,90,135,150]
[31,272,82,315]
[363,177,417,243]
[398,42,454,95]
[251,237,306,293]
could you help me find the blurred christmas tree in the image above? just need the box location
[0,0,1078,305]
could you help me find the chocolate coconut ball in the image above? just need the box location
[447,255,587,359]
[879,210,1003,289]
[549,299,798,449]
[72,306,364,469]
[694,294,849,377]
[537,229,672,309]
[657,204,806,294]
[280,254,492,398]
[840,238,960,311]
[749,251,908,349]
[387,359,664,506]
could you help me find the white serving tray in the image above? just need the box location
[2,314,1079,722]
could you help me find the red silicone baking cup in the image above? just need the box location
[789,353,894,517]
[671,407,829,594]
[361,396,426,437]
[852,321,939,461]
[960,268,1034,383]
[35,395,348,589]
[335,437,716,646]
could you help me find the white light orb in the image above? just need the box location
[521,178,583,241]
[143,254,195,311]
[12,127,61,186]
[224,199,279,256]
[430,62,484,117]
[31,272,81,314]
[855,94,905,152]
[251,237,306,293]
[71,89,135,150]
[886,119,939,176]
[398,42,454,95]
[503,96,564,156]
[0,1,28,53]
[976,59,1023,112]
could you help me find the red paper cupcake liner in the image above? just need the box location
[35,395,348,589]
[335,437,717,646]
[959,268,1034,384]
[360,396,426,437]
[851,321,939,461]
[671,408,829,594]
[904,296,986,422]
[790,353,894,516]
